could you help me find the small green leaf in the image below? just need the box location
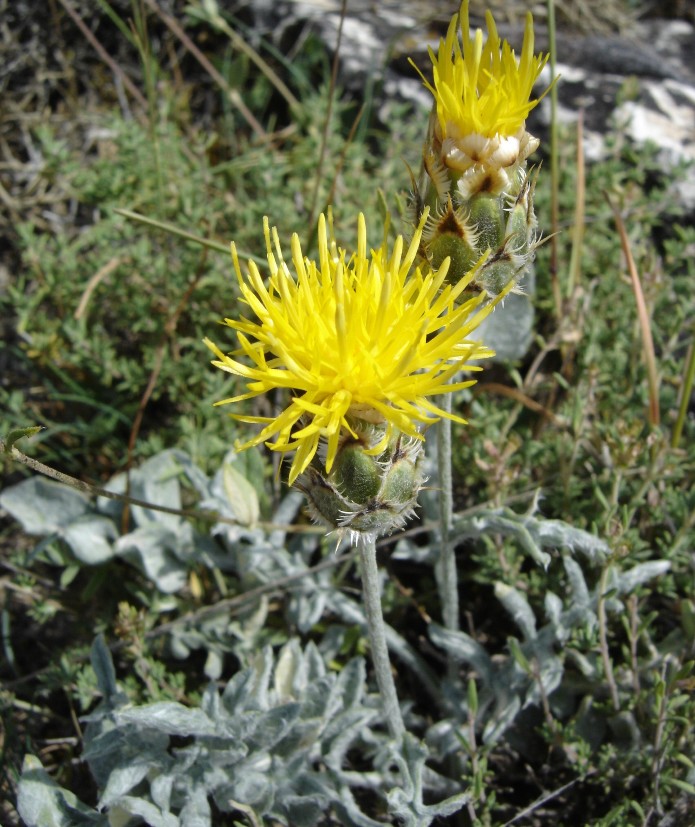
[675,752,695,770]
[90,634,118,702]
[681,599,695,642]
[3,426,43,453]
[467,678,479,716]
[60,564,81,588]
[507,636,531,673]
[662,777,695,796]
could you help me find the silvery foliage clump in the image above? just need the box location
[425,555,670,753]
[2,449,670,824]
[20,635,384,827]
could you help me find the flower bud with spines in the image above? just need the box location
[420,172,539,298]
[410,1,552,299]
[297,424,425,540]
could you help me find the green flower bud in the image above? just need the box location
[429,231,478,277]
[299,468,345,528]
[380,455,419,506]
[329,441,381,504]
[297,427,425,539]
[505,201,530,254]
[476,250,524,297]
[468,193,505,253]
[505,169,538,257]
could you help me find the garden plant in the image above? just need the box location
[1,0,694,825]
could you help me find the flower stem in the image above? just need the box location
[435,396,460,640]
[358,534,405,741]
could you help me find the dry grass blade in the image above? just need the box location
[74,257,126,320]
[114,208,232,256]
[501,772,596,826]
[55,0,148,109]
[671,341,695,448]
[306,0,348,234]
[200,3,300,112]
[605,194,661,428]
[324,103,365,212]
[567,109,585,296]
[142,0,266,139]
[547,0,562,321]
[479,382,563,425]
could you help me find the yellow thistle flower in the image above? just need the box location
[412,0,551,186]
[205,212,504,486]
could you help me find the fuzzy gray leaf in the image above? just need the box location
[610,560,671,594]
[535,519,609,563]
[99,761,154,807]
[150,773,174,811]
[115,524,187,593]
[387,734,469,827]
[453,510,551,569]
[90,634,118,704]
[494,582,537,641]
[428,623,494,686]
[544,591,563,627]
[328,656,366,715]
[218,768,274,811]
[303,640,327,684]
[563,555,592,611]
[282,794,330,827]
[274,638,306,701]
[17,755,105,827]
[179,786,212,827]
[246,703,303,753]
[221,666,260,715]
[171,450,212,500]
[1,477,89,535]
[483,693,521,744]
[63,515,117,564]
[222,459,260,527]
[115,702,219,737]
[453,507,609,569]
[249,646,275,710]
[289,589,328,633]
[324,709,377,771]
[334,785,384,827]
[83,725,170,789]
[478,284,535,361]
[107,795,179,827]
[131,450,184,528]
[203,649,224,681]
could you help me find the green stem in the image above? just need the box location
[435,396,460,642]
[547,0,562,320]
[358,534,405,741]
[672,340,695,449]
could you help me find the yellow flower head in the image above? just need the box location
[422,0,549,139]
[206,212,501,485]
[412,1,552,182]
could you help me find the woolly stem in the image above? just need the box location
[435,396,460,642]
[358,534,405,741]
